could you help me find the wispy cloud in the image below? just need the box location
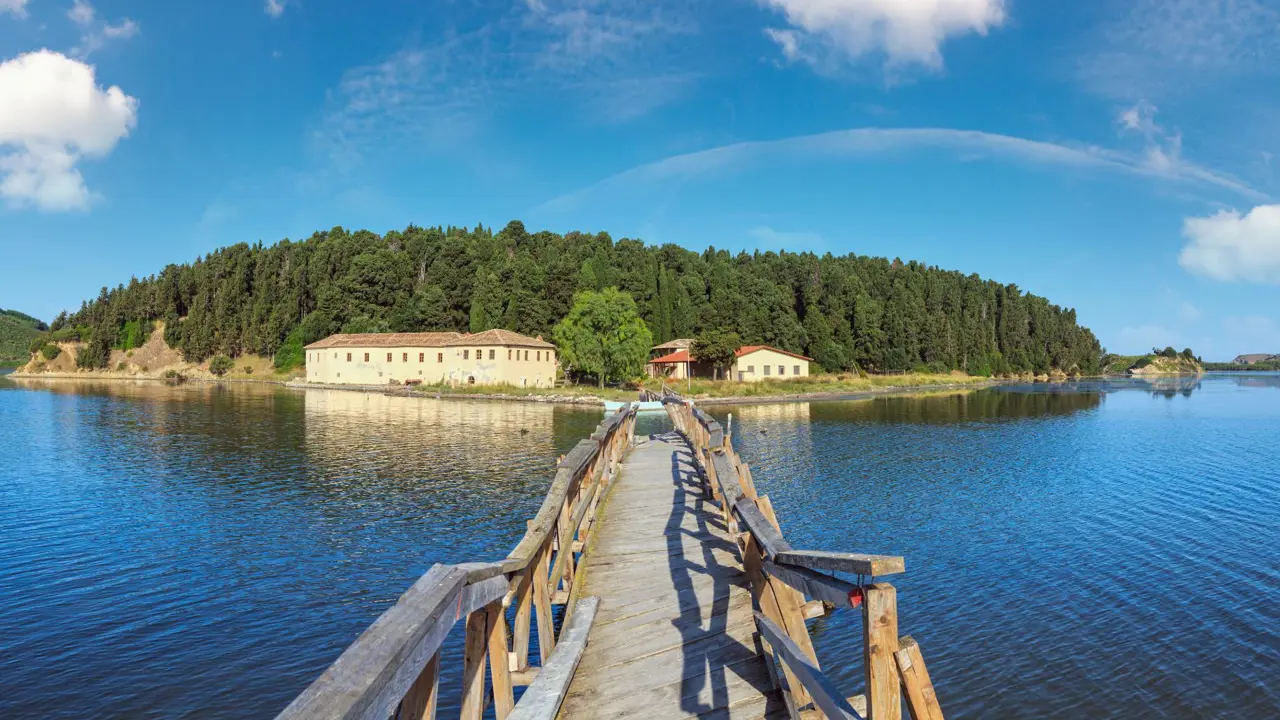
[68,0,139,58]
[760,0,1006,73]
[0,0,29,17]
[314,1,700,167]
[540,125,1267,213]
[265,0,286,18]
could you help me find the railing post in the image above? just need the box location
[486,600,515,719]
[460,609,489,720]
[400,651,440,720]
[864,583,902,720]
[533,541,556,663]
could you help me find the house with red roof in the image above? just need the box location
[647,342,812,382]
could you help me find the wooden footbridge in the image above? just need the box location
[278,399,946,720]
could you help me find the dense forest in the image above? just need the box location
[46,221,1103,375]
[1,309,47,367]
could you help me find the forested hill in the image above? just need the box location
[1,309,48,366]
[49,221,1102,375]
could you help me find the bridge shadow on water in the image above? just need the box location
[658,433,780,718]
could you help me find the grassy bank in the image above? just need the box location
[641,372,992,400]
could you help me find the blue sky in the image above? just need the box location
[2,0,1280,359]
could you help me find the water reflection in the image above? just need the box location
[803,388,1103,424]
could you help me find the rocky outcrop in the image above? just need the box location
[1126,356,1204,375]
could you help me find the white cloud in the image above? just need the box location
[540,125,1266,213]
[1,0,29,17]
[760,0,1006,70]
[69,0,139,57]
[0,50,138,211]
[68,0,94,26]
[265,0,286,18]
[1179,204,1280,283]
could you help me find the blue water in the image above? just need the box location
[0,375,1276,718]
[716,374,1280,718]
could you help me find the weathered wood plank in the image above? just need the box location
[486,601,515,719]
[507,597,600,720]
[459,609,488,720]
[895,636,944,720]
[275,564,467,720]
[755,612,864,720]
[734,496,792,560]
[863,583,901,720]
[775,549,906,578]
[763,560,862,609]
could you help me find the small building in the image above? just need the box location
[732,345,811,382]
[304,329,557,387]
[647,343,813,382]
[650,338,693,360]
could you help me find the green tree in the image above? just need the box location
[209,355,234,376]
[552,288,653,387]
[690,329,742,379]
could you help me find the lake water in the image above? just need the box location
[0,375,1276,718]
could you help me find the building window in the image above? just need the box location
[347,353,352,362]
[748,365,754,373]
[464,350,469,360]
[489,349,495,360]
[508,349,512,360]
[419,353,424,363]
[475,348,482,360]
[525,350,529,361]
[437,353,443,363]
[778,365,785,376]
[794,365,800,375]
[537,351,541,362]
[763,365,770,376]
[333,353,337,359]
[403,353,408,363]
[387,353,393,362]
[364,352,370,362]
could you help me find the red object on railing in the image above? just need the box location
[848,587,864,609]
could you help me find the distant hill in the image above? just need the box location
[0,309,48,367]
[1232,353,1279,364]
[1103,349,1204,376]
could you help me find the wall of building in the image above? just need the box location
[733,349,809,382]
[307,345,556,387]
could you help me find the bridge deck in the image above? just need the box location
[561,432,785,719]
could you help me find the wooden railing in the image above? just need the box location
[664,398,946,720]
[277,407,638,720]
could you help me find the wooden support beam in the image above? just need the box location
[512,565,533,672]
[399,652,440,720]
[486,601,515,719]
[507,597,600,720]
[895,637,944,720]
[863,583,901,720]
[775,549,906,578]
[459,609,489,720]
[755,612,864,720]
[532,543,556,664]
[733,496,791,560]
[763,560,862,610]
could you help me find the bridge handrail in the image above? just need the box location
[663,397,940,720]
[278,407,637,720]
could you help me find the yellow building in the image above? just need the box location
[304,329,557,387]
[732,345,811,382]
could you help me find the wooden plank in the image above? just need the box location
[503,467,575,573]
[512,566,533,671]
[734,497,792,560]
[863,583,901,720]
[487,601,516,719]
[895,636,944,720]
[763,560,862,610]
[774,549,905,578]
[507,597,600,720]
[275,564,467,720]
[532,542,556,664]
[713,451,744,508]
[459,609,489,720]
[755,612,863,720]
[399,651,440,720]
[458,571,509,617]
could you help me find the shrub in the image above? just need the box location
[116,362,126,371]
[243,365,254,375]
[40,344,61,361]
[209,355,234,376]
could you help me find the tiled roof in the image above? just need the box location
[447,329,555,348]
[735,345,813,362]
[305,332,463,349]
[649,349,691,364]
[306,329,554,350]
[652,338,693,351]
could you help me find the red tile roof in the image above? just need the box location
[306,329,554,350]
[648,349,691,364]
[735,345,813,362]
